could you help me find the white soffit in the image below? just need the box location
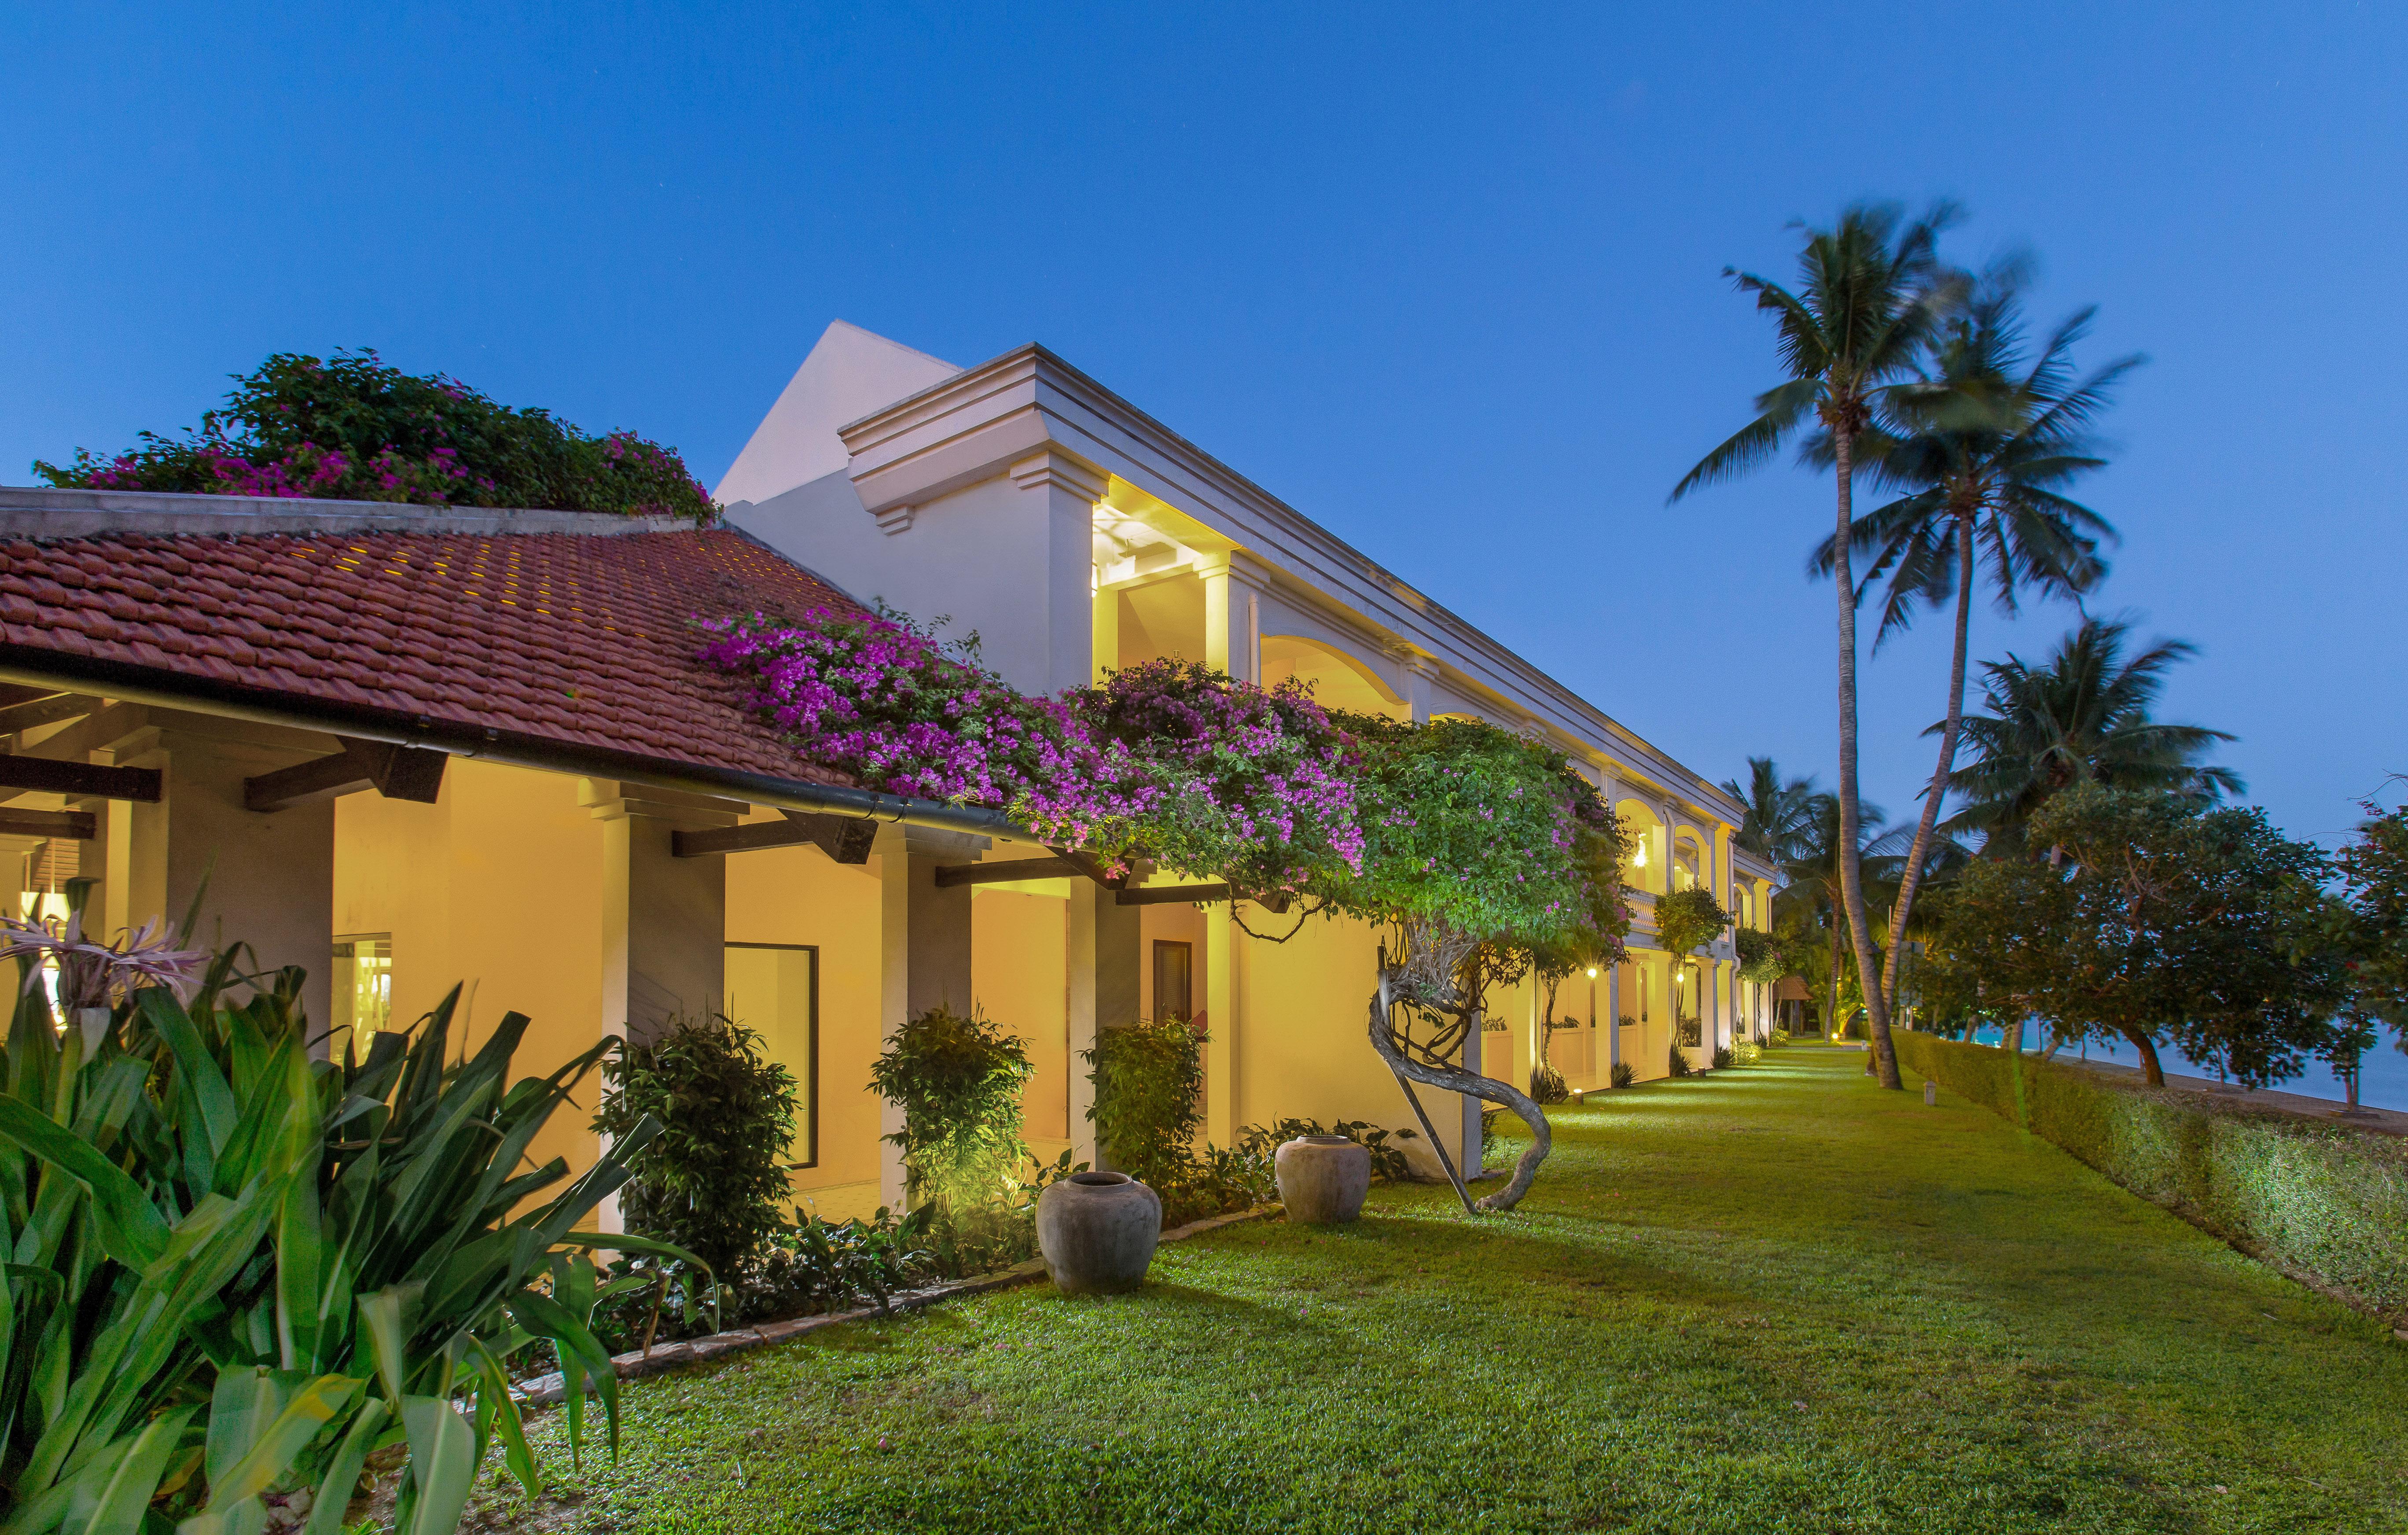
[714,320,961,507]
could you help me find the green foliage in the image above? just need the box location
[1666,1041,1691,1078]
[1318,712,1631,959]
[1651,887,1730,964]
[1942,619,2243,850]
[1609,1061,1636,1088]
[1235,1118,1417,1185]
[35,349,715,521]
[1938,784,2345,1086]
[1711,1045,1735,1071]
[1893,1032,2408,1318]
[2334,798,2408,1042]
[869,1005,1034,1211]
[1734,926,1787,984]
[0,957,677,1535]
[593,1012,801,1281]
[1083,1019,1205,1188]
[1528,1059,1570,1104]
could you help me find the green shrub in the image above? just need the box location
[35,348,715,521]
[1084,1018,1205,1186]
[869,1005,1035,1211]
[1893,1031,2408,1319]
[1528,1062,1570,1103]
[0,952,677,1535]
[1609,1061,1636,1089]
[592,1012,801,1281]
[1667,1041,1691,1078]
[1711,1045,1735,1071]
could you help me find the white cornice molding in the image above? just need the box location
[837,344,1746,829]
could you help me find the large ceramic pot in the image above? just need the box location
[1276,1135,1370,1225]
[1036,1171,1162,1294]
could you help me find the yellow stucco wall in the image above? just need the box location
[333,758,606,1197]
[970,887,1070,1153]
[723,833,882,1211]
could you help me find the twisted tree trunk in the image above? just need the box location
[1369,972,1551,1213]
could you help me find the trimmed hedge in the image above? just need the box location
[1894,1031,2408,1321]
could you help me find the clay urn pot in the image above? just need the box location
[1036,1171,1162,1295]
[1276,1134,1371,1225]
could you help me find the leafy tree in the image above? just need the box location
[1315,713,1632,1211]
[1673,202,1963,1090]
[2334,795,2408,1038]
[592,1012,803,1281]
[1945,618,2243,852]
[1937,784,2343,1086]
[1812,266,2140,1012]
[37,348,716,520]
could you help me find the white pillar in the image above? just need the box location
[1011,451,1111,696]
[1201,552,1268,1150]
[1066,884,1098,1169]
[1605,961,1623,1076]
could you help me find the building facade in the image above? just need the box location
[0,321,1775,1221]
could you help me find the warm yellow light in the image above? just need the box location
[1632,847,1647,867]
[1585,967,1598,979]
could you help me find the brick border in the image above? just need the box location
[516,1205,1276,1408]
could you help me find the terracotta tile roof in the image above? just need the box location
[0,525,861,783]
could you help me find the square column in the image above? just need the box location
[580,781,743,1045]
[1605,963,1623,1076]
[85,710,335,1028]
[1199,551,1269,1150]
[1010,451,1111,695]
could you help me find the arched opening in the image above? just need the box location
[1260,634,1405,718]
[1614,799,1665,895]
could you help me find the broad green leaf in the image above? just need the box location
[300,1398,390,1535]
[395,1397,477,1535]
[74,1403,199,1535]
[0,1096,170,1269]
[469,1338,538,1501]
[357,1287,414,1408]
[197,1373,361,1515]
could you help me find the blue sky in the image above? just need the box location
[4,2,2401,847]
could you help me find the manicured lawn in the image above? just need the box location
[475,1048,2408,1533]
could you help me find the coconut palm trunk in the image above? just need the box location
[1881,512,1976,1011]
[1828,427,1903,1088]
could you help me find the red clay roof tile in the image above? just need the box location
[0,526,865,785]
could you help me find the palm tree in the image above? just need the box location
[1721,756,1821,867]
[1942,617,2244,851]
[1810,269,2143,1013]
[1770,791,1907,1041]
[1673,202,1960,1090]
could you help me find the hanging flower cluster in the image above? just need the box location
[697,608,1156,854]
[698,611,1362,892]
[1079,658,1363,897]
[700,607,1625,949]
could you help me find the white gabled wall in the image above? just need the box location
[716,320,961,509]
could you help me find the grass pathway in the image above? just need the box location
[478,1047,2408,1533]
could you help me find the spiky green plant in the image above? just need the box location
[0,950,688,1535]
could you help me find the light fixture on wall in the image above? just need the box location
[1586,967,1598,979]
[1632,846,1647,867]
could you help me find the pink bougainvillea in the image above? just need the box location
[697,611,1361,895]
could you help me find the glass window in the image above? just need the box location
[726,943,819,1169]
[1153,940,1193,1023]
[330,934,392,1042]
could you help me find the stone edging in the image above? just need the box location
[516,1205,1276,1409]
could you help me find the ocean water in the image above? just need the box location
[1963,1021,2408,1113]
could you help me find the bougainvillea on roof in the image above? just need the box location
[699,607,1629,958]
[36,349,715,522]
